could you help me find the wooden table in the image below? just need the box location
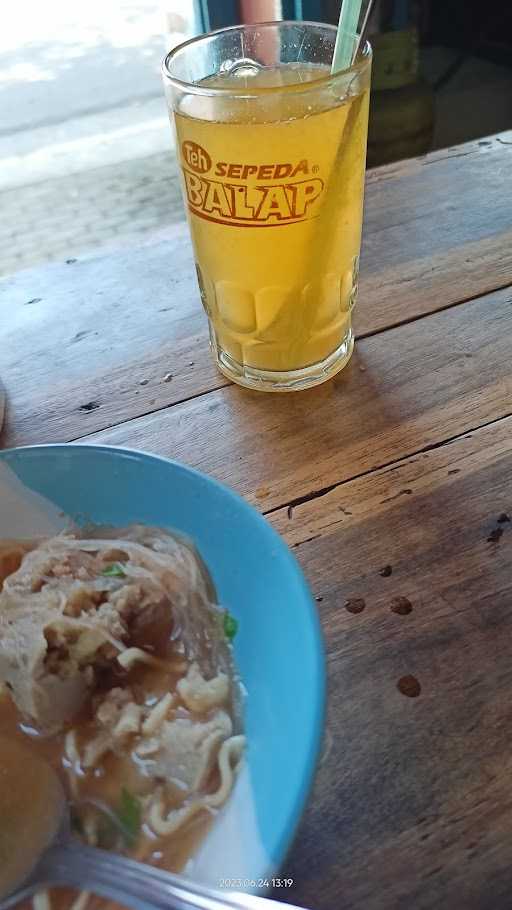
[2,131,512,910]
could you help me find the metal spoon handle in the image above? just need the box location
[31,841,308,910]
[353,0,375,62]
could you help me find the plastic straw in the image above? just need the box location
[331,0,364,73]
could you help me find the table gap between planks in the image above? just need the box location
[2,131,512,910]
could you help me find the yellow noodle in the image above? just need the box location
[117,647,186,673]
[82,732,112,769]
[204,735,245,808]
[64,731,81,797]
[83,811,98,847]
[117,648,164,670]
[69,892,90,910]
[33,891,51,910]
[141,693,175,736]
[147,735,245,835]
[148,798,204,837]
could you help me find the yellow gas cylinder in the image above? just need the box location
[367,27,435,167]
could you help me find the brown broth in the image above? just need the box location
[0,658,220,910]
[0,531,237,910]
[0,666,216,910]
[0,540,36,588]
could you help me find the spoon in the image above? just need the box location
[0,737,309,910]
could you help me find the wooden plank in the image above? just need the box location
[0,224,225,447]
[1,135,510,447]
[358,230,512,337]
[358,134,512,335]
[271,416,512,910]
[84,286,512,513]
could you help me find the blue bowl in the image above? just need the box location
[0,444,325,883]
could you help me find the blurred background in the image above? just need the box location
[2,0,511,275]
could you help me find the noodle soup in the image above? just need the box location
[0,526,244,909]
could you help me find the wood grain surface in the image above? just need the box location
[2,132,512,910]
[85,285,512,512]
[270,416,512,910]
[1,134,511,448]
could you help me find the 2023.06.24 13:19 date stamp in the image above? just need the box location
[218,878,294,889]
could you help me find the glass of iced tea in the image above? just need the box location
[163,22,371,392]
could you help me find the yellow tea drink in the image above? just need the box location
[164,25,371,391]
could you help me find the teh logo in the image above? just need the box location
[182,141,211,174]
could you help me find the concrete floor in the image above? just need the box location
[0,0,190,274]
